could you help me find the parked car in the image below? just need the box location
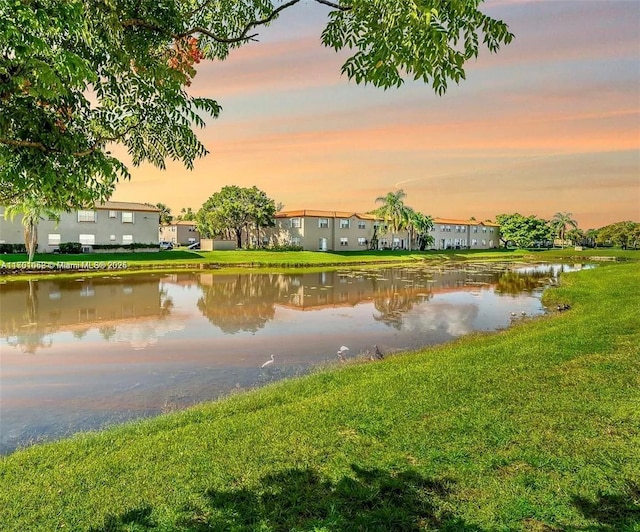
[187,242,200,250]
[159,241,173,250]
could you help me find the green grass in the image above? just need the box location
[1,263,639,530]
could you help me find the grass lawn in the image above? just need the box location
[0,263,638,530]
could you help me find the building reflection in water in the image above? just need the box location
[0,265,556,353]
[0,276,174,353]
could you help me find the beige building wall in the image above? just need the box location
[159,221,200,245]
[0,202,160,252]
[269,210,381,251]
[430,218,500,250]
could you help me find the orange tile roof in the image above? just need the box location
[95,201,160,212]
[433,217,499,226]
[276,210,379,220]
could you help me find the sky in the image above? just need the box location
[111,0,640,230]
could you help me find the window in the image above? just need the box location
[482,227,487,233]
[489,228,494,233]
[358,221,366,230]
[482,239,487,246]
[122,235,133,245]
[79,234,95,245]
[109,210,117,218]
[461,226,466,232]
[291,237,301,246]
[472,239,478,246]
[122,212,134,223]
[473,227,478,233]
[48,234,61,245]
[291,218,301,228]
[339,219,350,229]
[380,239,388,248]
[318,218,329,229]
[358,237,367,246]
[110,234,116,241]
[455,226,460,232]
[340,237,348,246]
[78,210,96,222]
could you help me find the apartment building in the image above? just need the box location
[266,211,500,251]
[159,220,200,246]
[0,201,160,252]
[267,210,381,251]
[430,218,500,250]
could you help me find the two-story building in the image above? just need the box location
[159,220,200,246]
[265,211,500,251]
[267,210,381,251]
[0,201,160,252]
[430,218,500,250]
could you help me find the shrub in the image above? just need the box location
[59,242,83,254]
[0,243,28,253]
[266,244,304,252]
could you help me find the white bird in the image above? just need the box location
[261,354,275,368]
[337,345,349,355]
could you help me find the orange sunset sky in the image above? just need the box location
[111,0,640,230]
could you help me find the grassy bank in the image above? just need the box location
[1,263,638,530]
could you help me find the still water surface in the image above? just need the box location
[0,262,588,454]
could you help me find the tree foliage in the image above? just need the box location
[374,189,408,247]
[495,213,553,248]
[596,221,640,249]
[156,203,173,225]
[550,212,578,247]
[196,185,276,248]
[1,0,513,211]
[177,207,196,221]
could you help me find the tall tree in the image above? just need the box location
[247,187,277,248]
[1,1,513,211]
[410,211,435,251]
[196,186,275,248]
[495,213,553,248]
[550,212,578,248]
[375,189,409,249]
[156,203,173,225]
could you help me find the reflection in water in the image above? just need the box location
[0,276,174,353]
[0,263,578,454]
[196,273,279,333]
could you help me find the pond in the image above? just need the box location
[0,262,590,454]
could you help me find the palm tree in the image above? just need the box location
[155,203,173,225]
[4,197,59,262]
[550,212,578,248]
[410,212,435,250]
[375,189,408,249]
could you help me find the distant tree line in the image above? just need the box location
[496,212,639,249]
